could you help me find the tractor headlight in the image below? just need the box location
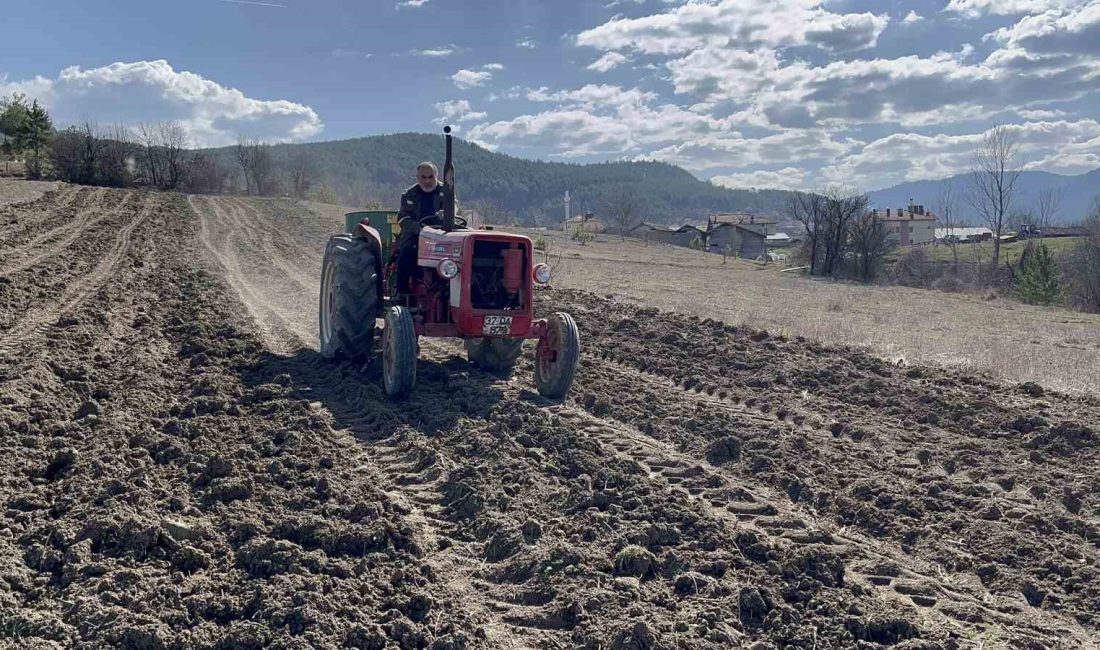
[533,263,552,285]
[437,258,459,279]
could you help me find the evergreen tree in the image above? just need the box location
[0,93,30,156]
[1015,241,1062,305]
[16,100,53,179]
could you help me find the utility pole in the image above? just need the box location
[564,190,571,223]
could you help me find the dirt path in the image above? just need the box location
[1,188,1097,648]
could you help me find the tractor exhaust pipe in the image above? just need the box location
[442,125,456,232]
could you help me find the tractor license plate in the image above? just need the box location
[483,316,512,336]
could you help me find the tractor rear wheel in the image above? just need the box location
[382,306,417,398]
[319,234,379,360]
[534,312,580,399]
[465,337,524,374]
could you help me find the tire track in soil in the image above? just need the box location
[188,195,310,354]
[0,184,82,243]
[554,292,1100,646]
[0,188,111,276]
[225,197,321,294]
[189,197,1097,647]
[564,354,1098,647]
[258,351,540,648]
[193,197,540,646]
[0,192,155,357]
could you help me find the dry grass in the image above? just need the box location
[521,227,1100,395]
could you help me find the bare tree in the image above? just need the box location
[250,142,275,195]
[601,185,639,241]
[788,191,826,274]
[848,206,892,282]
[99,123,138,188]
[287,148,312,198]
[968,124,1022,274]
[820,187,865,277]
[1034,186,1063,236]
[935,180,961,270]
[1069,200,1100,313]
[184,153,228,194]
[234,137,276,196]
[235,137,254,195]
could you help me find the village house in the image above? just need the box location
[710,212,776,236]
[708,223,767,259]
[561,214,602,234]
[874,205,937,246]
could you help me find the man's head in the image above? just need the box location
[416,162,438,192]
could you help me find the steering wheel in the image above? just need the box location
[418,212,468,229]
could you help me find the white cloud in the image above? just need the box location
[451,69,493,89]
[0,59,321,146]
[576,0,890,55]
[987,3,1100,55]
[587,52,631,72]
[396,0,429,7]
[945,0,1087,18]
[467,94,732,157]
[482,63,505,70]
[432,100,487,125]
[823,119,1100,188]
[710,167,809,191]
[641,130,857,172]
[902,10,924,24]
[525,84,657,108]
[663,45,1100,129]
[412,47,456,57]
[516,38,537,49]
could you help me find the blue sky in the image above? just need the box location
[3,0,1100,191]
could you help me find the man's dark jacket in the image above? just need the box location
[395,183,444,247]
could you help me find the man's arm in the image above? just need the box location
[396,188,419,238]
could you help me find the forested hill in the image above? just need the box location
[202,133,794,225]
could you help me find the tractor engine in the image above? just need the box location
[470,240,526,310]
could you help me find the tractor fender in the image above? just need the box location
[353,222,386,303]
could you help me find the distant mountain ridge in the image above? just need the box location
[202,133,797,226]
[867,168,1100,225]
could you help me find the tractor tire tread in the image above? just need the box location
[320,234,378,360]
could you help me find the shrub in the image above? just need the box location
[1014,242,1062,306]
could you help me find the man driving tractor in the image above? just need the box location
[392,161,444,294]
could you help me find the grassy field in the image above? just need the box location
[525,227,1100,394]
[918,236,1083,265]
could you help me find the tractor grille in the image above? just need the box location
[470,240,525,310]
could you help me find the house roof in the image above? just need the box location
[935,227,992,237]
[876,209,937,222]
[766,233,791,241]
[711,213,775,225]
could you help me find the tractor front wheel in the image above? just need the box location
[465,337,524,374]
[382,306,417,398]
[534,312,580,399]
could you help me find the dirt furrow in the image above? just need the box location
[550,289,1100,641]
[0,188,111,276]
[188,195,315,352]
[562,352,1097,646]
[0,192,154,356]
[0,184,81,244]
[224,197,320,294]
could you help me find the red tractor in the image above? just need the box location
[319,126,580,399]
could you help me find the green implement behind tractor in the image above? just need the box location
[344,210,399,260]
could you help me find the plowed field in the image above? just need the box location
[1,186,1098,649]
